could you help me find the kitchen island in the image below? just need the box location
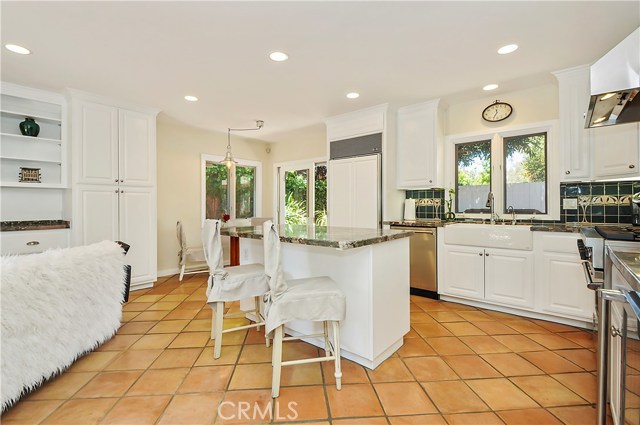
[221,224,412,369]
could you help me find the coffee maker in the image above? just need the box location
[633,192,640,226]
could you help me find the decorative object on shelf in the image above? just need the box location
[221,120,264,168]
[19,117,40,137]
[222,213,230,223]
[18,167,41,183]
[482,100,513,122]
[445,188,456,222]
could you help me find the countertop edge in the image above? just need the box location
[609,248,640,291]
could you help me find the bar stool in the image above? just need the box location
[262,220,346,398]
[202,219,270,359]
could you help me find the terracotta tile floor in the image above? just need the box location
[2,274,599,424]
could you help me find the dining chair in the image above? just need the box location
[176,220,207,281]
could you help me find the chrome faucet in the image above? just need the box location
[507,205,516,225]
[485,192,496,225]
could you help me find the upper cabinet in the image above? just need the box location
[592,123,640,179]
[396,99,444,189]
[553,65,640,182]
[553,66,591,181]
[71,95,156,186]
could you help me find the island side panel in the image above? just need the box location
[371,237,410,363]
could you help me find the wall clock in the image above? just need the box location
[482,100,513,122]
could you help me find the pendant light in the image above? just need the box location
[221,120,265,169]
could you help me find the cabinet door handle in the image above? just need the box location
[485,253,489,256]
[115,179,118,182]
[120,190,124,193]
[120,179,124,182]
[115,189,118,193]
[429,180,433,183]
[26,241,40,246]
[479,253,483,256]
[565,171,570,175]
[630,164,636,169]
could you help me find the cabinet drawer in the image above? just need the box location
[1,229,70,255]
[535,232,580,254]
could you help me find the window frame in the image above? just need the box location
[201,154,262,224]
[273,157,327,226]
[445,121,559,221]
[502,131,548,215]
[454,139,492,214]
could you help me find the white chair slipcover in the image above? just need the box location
[202,219,269,359]
[262,220,346,398]
[176,221,207,281]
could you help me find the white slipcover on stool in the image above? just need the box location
[202,219,270,359]
[176,221,207,281]
[262,220,346,398]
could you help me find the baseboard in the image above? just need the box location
[157,268,179,277]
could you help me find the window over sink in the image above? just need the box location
[448,122,558,220]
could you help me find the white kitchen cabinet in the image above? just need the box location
[325,104,385,142]
[0,229,70,255]
[328,155,379,228]
[76,185,156,286]
[396,99,443,189]
[484,248,535,308]
[71,92,159,289]
[439,244,485,300]
[553,66,591,181]
[535,232,594,321]
[592,123,640,180]
[440,244,534,307]
[72,99,156,186]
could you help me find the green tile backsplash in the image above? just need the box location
[405,181,638,224]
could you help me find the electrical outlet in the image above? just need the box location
[563,198,578,210]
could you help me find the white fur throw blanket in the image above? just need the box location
[1,241,126,411]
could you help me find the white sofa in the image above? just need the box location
[0,241,126,410]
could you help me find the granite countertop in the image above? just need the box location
[609,249,640,291]
[221,224,413,250]
[386,220,444,228]
[386,220,632,234]
[1,220,70,232]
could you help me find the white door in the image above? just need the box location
[119,109,155,186]
[77,185,119,245]
[328,158,354,227]
[119,186,156,284]
[76,102,118,185]
[484,248,535,308]
[592,123,640,179]
[538,252,595,320]
[352,155,380,229]
[440,244,484,300]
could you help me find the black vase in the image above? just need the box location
[19,117,40,137]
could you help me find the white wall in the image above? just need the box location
[445,84,558,135]
[156,118,272,275]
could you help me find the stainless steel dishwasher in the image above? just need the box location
[390,225,438,299]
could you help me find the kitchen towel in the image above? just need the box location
[404,199,416,221]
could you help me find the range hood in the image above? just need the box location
[585,27,640,128]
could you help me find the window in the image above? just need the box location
[449,124,554,219]
[202,155,262,221]
[276,160,327,226]
[455,140,491,214]
[503,132,547,214]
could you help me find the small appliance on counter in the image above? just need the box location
[403,199,416,221]
[632,192,640,226]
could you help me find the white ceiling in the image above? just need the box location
[1,1,639,145]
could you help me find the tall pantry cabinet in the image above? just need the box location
[70,91,159,289]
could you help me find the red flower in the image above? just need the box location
[222,214,230,222]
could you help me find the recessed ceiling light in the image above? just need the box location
[184,95,198,102]
[269,51,289,62]
[346,92,360,99]
[497,44,518,55]
[5,44,31,55]
[600,93,616,101]
[483,84,499,91]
